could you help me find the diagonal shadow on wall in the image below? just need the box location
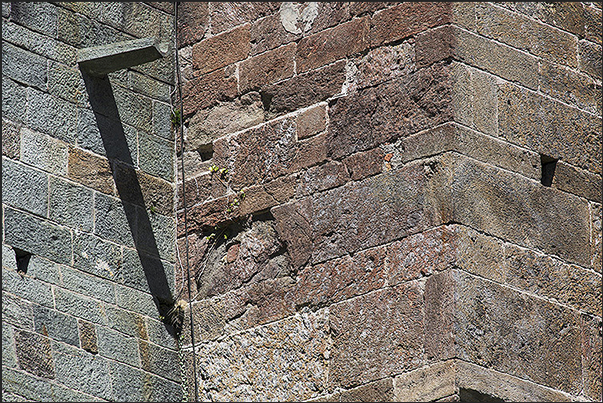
[81,72,177,336]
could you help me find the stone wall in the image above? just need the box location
[177,2,601,402]
[2,2,182,401]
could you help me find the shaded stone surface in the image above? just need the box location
[14,329,55,379]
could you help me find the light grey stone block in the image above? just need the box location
[26,87,77,144]
[54,287,107,325]
[2,42,47,90]
[97,326,140,367]
[2,291,34,330]
[20,127,69,176]
[138,132,174,181]
[60,266,116,304]
[93,193,136,247]
[1,267,54,308]
[2,322,17,368]
[33,304,79,346]
[2,78,27,123]
[48,176,94,232]
[2,157,48,217]
[9,2,58,37]
[3,207,72,266]
[72,232,123,280]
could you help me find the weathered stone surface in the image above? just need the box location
[553,161,602,202]
[97,326,140,367]
[78,320,98,354]
[456,360,574,402]
[26,87,77,144]
[436,153,592,267]
[33,305,79,347]
[499,2,585,39]
[453,225,506,283]
[539,60,601,116]
[453,270,583,395]
[9,2,58,38]
[2,322,17,369]
[209,2,280,35]
[20,127,69,176]
[60,266,116,304]
[105,305,147,340]
[249,13,300,56]
[297,18,369,73]
[349,2,394,17]
[49,176,94,232]
[2,118,20,159]
[592,202,602,273]
[329,282,424,388]
[138,132,174,182]
[2,78,27,124]
[584,4,602,44]
[343,147,384,181]
[498,82,602,175]
[94,192,136,247]
[138,339,180,382]
[582,314,603,402]
[293,245,387,309]
[387,226,456,286]
[196,310,328,402]
[52,340,111,400]
[3,207,72,266]
[425,271,456,362]
[415,25,454,69]
[393,361,457,402]
[578,39,602,80]
[109,360,183,402]
[453,26,540,91]
[213,117,302,191]
[54,287,107,325]
[182,67,238,116]
[277,3,319,36]
[14,329,54,379]
[328,61,452,159]
[2,292,34,330]
[186,92,264,153]
[68,147,114,194]
[192,24,250,75]
[2,42,47,90]
[2,267,54,309]
[72,232,123,280]
[113,161,175,216]
[240,43,295,92]
[297,103,326,140]
[339,378,395,402]
[505,243,602,316]
[115,285,158,318]
[177,2,208,47]
[238,174,297,217]
[370,2,451,47]
[2,157,49,218]
[261,60,346,116]
[297,161,349,196]
[476,3,578,67]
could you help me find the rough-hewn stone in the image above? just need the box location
[192,24,250,75]
[14,329,55,379]
[239,43,295,92]
[394,361,457,402]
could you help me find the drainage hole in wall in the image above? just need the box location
[540,154,557,187]
[14,248,32,276]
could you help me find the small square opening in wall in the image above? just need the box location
[14,248,32,276]
[198,144,214,162]
[540,154,558,187]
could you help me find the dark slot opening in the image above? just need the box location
[460,388,505,402]
[198,144,214,162]
[14,248,32,275]
[540,154,557,187]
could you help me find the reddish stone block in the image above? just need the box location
[297,18,369,73]
[179,196,229,235]
[307,2,352,35]
[68,147,114,195]
[293,244,387,308]
[210,2,280,35]
[78,320,98,354]
[387,226,456,286]
[182,68,238,116]
[370,2,452,47]
[239,43,296,92]
[297,161,349,196]
[238,174,296,217]
[350,2,394,17]
[177,2,208,48]
[424,270,456,362]
[250,13,301,56]
[328,62,452,159]
[297,104,326,140]
[271,198,314,269]
[343,147,384,181]
[262,60,346,115]
[192,24,250,75]
[415,25,455,68]
[329,282,424,388]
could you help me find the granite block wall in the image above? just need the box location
[176,2,601,402]
[2,2,182,401]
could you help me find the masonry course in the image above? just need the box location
[3,2,602,402]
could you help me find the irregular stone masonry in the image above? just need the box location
[2,2,602,402]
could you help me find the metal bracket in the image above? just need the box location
[77,37,167,77]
